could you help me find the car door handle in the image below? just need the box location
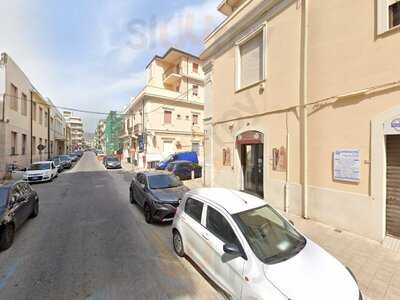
[201,233,209,241]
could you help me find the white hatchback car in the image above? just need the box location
[23,161,58,183]
[172,188,362,300]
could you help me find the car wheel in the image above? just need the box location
[173,230,185,257]
[0,223,15,251]
[144,203,153,224]
[30,201,39,218]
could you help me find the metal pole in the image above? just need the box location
[47,107,51,160]
[30,91,33,164]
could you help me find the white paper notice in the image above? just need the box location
[333,150,360,183]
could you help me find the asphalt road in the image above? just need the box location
[0,152,223,300]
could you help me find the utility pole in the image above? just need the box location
[47,107,51,160]
[30,91,33,164]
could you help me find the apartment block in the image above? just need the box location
[201,0,400,242]
[122,48,204,168]
[63,111,84,149]
[0,53,63,177]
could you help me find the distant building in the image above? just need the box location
[63,111,84,149]
[95,119,106,152]
[0,52,66,177]
[105,111,123,155]
[121,47,204,168]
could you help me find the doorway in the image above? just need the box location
[386,134,400,237]
[237,131,264,198]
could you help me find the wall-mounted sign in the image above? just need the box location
[37,144,46,152]
[236,131,264,145]
[222,148,231,166]
[272,146,287,172]
[384,116,400,135]
[333,149,360,183]
[138,135,144,153]
[391,119,400,131]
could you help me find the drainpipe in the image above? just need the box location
[1,93,5,122]
[285,131,290,213]
[30,91,33,164]
[300,0,309,219]
[47,107,51,160]
[187,57,189,102]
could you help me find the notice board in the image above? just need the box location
[333,149,360,183]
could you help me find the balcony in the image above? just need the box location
[163,65,182,85]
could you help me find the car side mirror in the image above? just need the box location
[223,244,241,255]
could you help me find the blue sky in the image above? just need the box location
[1,0,224,132]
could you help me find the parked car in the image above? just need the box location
[68,153,79,162]
[157,151,199,170]
[23,161,58,183]
[129,171,189,223]
[58,155,73,169]
[52,157,64,173]
[0,181,39,251]
[172,188,362,300]
[104,157,122,169]
[166,160,202,180]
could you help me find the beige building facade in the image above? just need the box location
[202,0,400,242]
[0,53,60,177]
[63,111,84,149]
[122,48,204,168]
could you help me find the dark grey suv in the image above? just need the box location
[129,171,189,223]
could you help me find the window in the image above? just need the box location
[32,102,37,121]
[389,1,400,28]
[39,107,43,125]
[164,110,172,124]
[11,131,17,155]
[192,142,200,154]
[236,28,265,89]
[44,111,48,127]
[192,114,198,125]
[39,138,43,151]
[193,63,199,73]
[32,136,36,154]
[22,134,27,155]
[10,83,18,111]
[192,85,199,96]
[207,206,239,245]
[21,93,28,116]
[184,198,204,223]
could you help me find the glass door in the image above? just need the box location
[241,144,264,198]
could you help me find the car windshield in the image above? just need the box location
[107,157,119,162]
[148,174,182,189]
[60,156,70,161]
[233,205,306,264]
[28,163,50,171]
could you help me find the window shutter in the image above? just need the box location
[377,0,389,34]
[240,31,263,88]
[164,111,172,124]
